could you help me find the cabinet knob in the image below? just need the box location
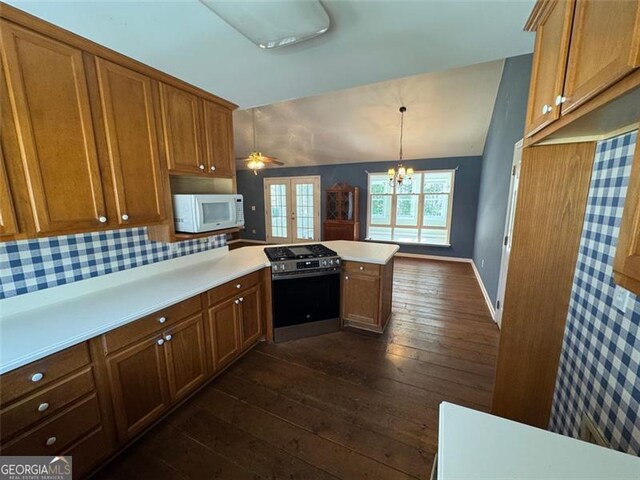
[236,284,241,289]
[235,299,240,305]
[239,297,244,303]
[199,164,205,170]
[121,214,129,221]
[38,402,49,413]
[98,216,107,224]
[164,334,173,341]
[345,275,349,280]
[46,436,57,446]
[31,372,44,383]
[542,104,553,114]
[359,266,364,271]
[157,338,165,346]
[555,95,566,106]
[158,316,166,324]
[210,166,216,172]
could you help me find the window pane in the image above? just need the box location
[396,195,419,226]
[295,183,314,240]
[393,228,419,243]
[369,174,393,194]
[396,173,422,194]
[420,228,448,245]
[424,194,449,227]
[270,184,288,238]
[369,226,392,241]
[424,171,453,193]
[370,195,392,225]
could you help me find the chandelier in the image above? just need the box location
[388,106,413,187]
[246,151,265,174]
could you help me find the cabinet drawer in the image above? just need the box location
[343,261,380,277]
[1,393,101,456]
[63,427,110,479]
[0,368,95,441]
[102,295,201,354]
[0,343,90,407]
[207,271,261,305]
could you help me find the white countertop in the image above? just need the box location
[0,240,398,374]
[438,402,640,479]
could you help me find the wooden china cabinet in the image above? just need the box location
[323,183,360,241]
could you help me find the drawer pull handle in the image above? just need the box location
[236,284,241,289]
[158,316,167,324]
[359,266,364,270]
[38,402,50,412]
[31,372,44,383]
[46,436,57,446]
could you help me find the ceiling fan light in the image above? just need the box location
[200,1,330,49]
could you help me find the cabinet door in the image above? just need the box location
[524,0,574,136]
[95,58,165,226]
[159,83,204,174]
[239,285,262,349]
[342,273,379,326]
[105,335,169,441]
[206,297,241,371]
[163,313,207,402]
[614,145,640,294]
[0,22,107,234]
[562,0,640,113]
[0,146,18,237]
[202,100,234,177]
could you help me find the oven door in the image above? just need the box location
[272,272,340,329]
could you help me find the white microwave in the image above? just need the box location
[172,194,244,233]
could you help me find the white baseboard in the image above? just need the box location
[394,252,472,263]
[471,260,496,322]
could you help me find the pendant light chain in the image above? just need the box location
[388,106,412,187]
[399,106,405,162]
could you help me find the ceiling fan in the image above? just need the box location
[236,108,283,175]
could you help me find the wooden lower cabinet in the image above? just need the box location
[105,334,170,442]
[163,313,208,402]
[240,285,263,349]
[341,259,394,333]
[206,296,241,370]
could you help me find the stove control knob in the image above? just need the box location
[336,258,340,265]
[322,259,328,267]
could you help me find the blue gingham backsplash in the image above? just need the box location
[0,227,226,299]
[549,130,640,456]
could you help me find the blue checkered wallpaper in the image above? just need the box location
[0,228,226,299]
[549,130,639,456]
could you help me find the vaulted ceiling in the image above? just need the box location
[6,1,534,108]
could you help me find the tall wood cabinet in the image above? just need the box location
[491,142,595,428]
[1,21,108,235]
[323,182,360,240]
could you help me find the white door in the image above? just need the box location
[495,140,523,328]
[264,176,321,244]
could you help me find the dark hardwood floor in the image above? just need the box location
[94,258,499,480]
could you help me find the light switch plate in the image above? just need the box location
[613,284,632,313]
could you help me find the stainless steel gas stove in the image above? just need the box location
[264,244,341,342]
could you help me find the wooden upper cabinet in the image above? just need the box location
[94,58,165,226]
[0,146,18,237]
[0,21,108,234]
[525,0,574,136]
[159,83,204,174]
[202,100,234,177]
[163,313,208,402]
[562,0,640,114]
[614,145,640,294]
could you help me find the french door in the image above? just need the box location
[264,176,321,243]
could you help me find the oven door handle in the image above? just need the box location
[272,270,341,280]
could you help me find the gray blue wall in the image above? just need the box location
[237,156,482,258]
[472,54,533,305]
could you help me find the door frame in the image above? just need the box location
[495,140,523,328]
[264,175,321,244]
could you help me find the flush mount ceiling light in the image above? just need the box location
[388,106,414,188]
[200,1,330,49]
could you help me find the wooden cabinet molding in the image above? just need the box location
[0,145,18,237]
[614,144,640,294]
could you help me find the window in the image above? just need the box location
[367,170,455,245]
